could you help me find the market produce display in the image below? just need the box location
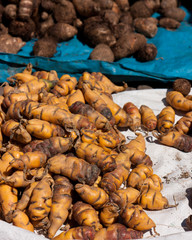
[0,0,186,61]
[0,66,191,239]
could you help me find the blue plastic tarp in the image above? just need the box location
[0,6,192,83]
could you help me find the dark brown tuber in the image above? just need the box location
[161,7,186,22]
[130,1,154,19]
[112,32,147,60]
[54,1,76,25]
[159,17,180,30]
[134,17,158,38]
[8,18,36,41]
[73,0,100,18]
[134,43,157,62]
[173,78,191,96]
[47,23,78,42]
[33,37,57,58]
[89,43,115,62]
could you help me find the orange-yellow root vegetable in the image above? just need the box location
[186,95,192,101]
[9,151,47,170]
[39,92,68,105]
[0,170,32,188]
[98,128,126,152]
[175,111,192,134]
[69,101,111,130]
[66,89,85,107]
[47,175,73,239]
[124,133,146,152]
[2,90,39,108]
[10,72,38,85]
[23,137,73,158]
[72,201,102,231]
[110,187,140,209]
[139,174,163,192]
[16,181,39,211]
[52,74,77,97]
[53,226,96,240]
[1,119,32,144]
[6,100,95,130]
[18,78,57,94]
[0,150,24,177]
[121,203,157,232]
[98,91,132,128]
[94,223,144,240]
[47,154,100,185]
[157,106,175,134]
[3,83,14,97]
[23,119,65,139]
[28,174,54,221]
[166,91,192,111]
[138,189,177,210]
[140,105,157,131]
[80,128,98,145]
[82,84,115,125]
[22,63,33,75]
[100,152,131,193]
[127,164,153,189]
[78,72,127,94]
[12,209,34,232]
[75,184,109,209]
[152,130,192,152]
[75,141,116,173]
[0,184,18,222]
[100,203,119,227]
[33,70,59,81]
[123,102,141,131]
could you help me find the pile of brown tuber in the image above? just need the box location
[0,0,186,61]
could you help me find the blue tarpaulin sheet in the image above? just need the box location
[0,6,192,83]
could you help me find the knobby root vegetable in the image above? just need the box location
[110,187,140,209]
[138,189,178,210]
[81,84,115,125]
[0,184,18,223]
[12,209,34,232]
[51,74,77,97]
[28,174,54,222]
[166,91,192,111]
[66,89,85,108]
[9,151,47,170]
[157,106,175,134]
[123,102,141,131]
[72,201,103,231]
[99,203,119,227]
[139,174,163,192]
[47,154,100,185]
[94,223,143,240]
[23,137,73,158]
[52,226,96,240]
[174,111,192,134]
[127,164,153,189]
[16,181,39,211]
[152,130,192,152]
[75,183,109,209]
[140,105,157,131]
[99,152,131,193]
[23,119,65,139]
[121,203,157,233]
[69,101,111,130]
[47,175,73,239]
[75,141,116,173]
[1,119,32,144]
